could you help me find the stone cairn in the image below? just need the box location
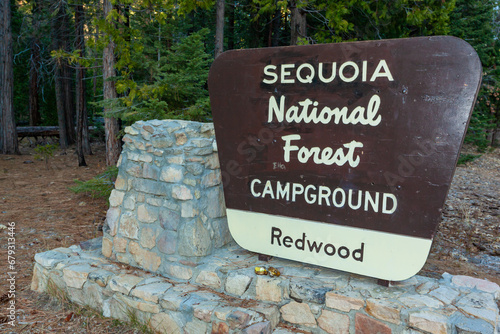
[102,120,232,276]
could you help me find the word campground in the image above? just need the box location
[251,179,398,214]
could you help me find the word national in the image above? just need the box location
[268,94,381,126]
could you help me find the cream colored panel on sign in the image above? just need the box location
[227,209,432,281]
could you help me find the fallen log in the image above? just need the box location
[17,126,59,138]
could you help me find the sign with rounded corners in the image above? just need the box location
[208,36,481,281]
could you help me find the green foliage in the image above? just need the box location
[104,28,212,123]
[298,0,456,44]
[457,153,481,165]
[450,0,499,149]
[70,166,119,201]
[465,85,497,151]
[34,144,59,169]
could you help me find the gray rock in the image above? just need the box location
[157,230,177,254]
[177,219,212,256]
[80,237,102,251]
[159,208,180,231]
[88,269,114,287]
[290,277,334,304]
[152,135,175,148]
[211,218,232,248]
[133,178,169,196]
[186,163,204,176]
[454,314,495,334]
[34,250,70,268]
[225,273,252,296]
[142,164,160,180]
[204,187,226,218]
[160,165,184,183]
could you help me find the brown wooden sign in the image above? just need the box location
[208,36,481,280]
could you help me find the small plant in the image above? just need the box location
[46,278,71,306]
[34,143,59,169]
[457,153,481,165]
[126,308,158,334]
[70,166,119,202]
[41,279,158,332]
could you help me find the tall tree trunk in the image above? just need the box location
[271,5,281,47]
[61,5,75,144]
[29,0,41,127]
[227,1,234,50]
[0,0,19,154]
[63,62,75,144]
[93,27,99,99]
[52,1,71,147]
[75,4,88,166]
[215,0,225,58]
[290,0,306,45]
[29,37,41,126]
[103,0,120,166]
[55,65,68,148]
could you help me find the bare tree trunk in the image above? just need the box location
[29,37,41,126]
[0,0,19,154]
[93,27,98,99]
[61,4,75,145]
[75,4,88,166]
[55,65,68,148]
[290,0,306,45]
[29,0,41,127]
[271,5,281,47]
[52,1,71,148]
[215,0,225,58]
[63,62,75,144]
[75,4,91,155]
[103,0,120,166]
[227,1,234,50]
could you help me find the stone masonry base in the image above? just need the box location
[31,237,499,334]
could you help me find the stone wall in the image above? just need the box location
[32,240,500,333]
[102,120,232,276]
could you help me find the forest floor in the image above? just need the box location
[0,141,498,333]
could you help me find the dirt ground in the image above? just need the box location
[0,141,498,333]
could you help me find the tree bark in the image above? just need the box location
[55,65,68,148]
[29,37,41,126]
[29,0,41,127]
[215,0,225,58]
[63,61,75,144]
[61,5,75,144]
[52,1,72,148]
[271,5,281,47]
[75,4,88,166]
[0,0,19,154]
[290,0,307,45]
[227,1,234,50]
[103,0,121,166]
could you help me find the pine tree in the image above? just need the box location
[450,0,500,148]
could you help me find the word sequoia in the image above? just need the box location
[262,60,394,84]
